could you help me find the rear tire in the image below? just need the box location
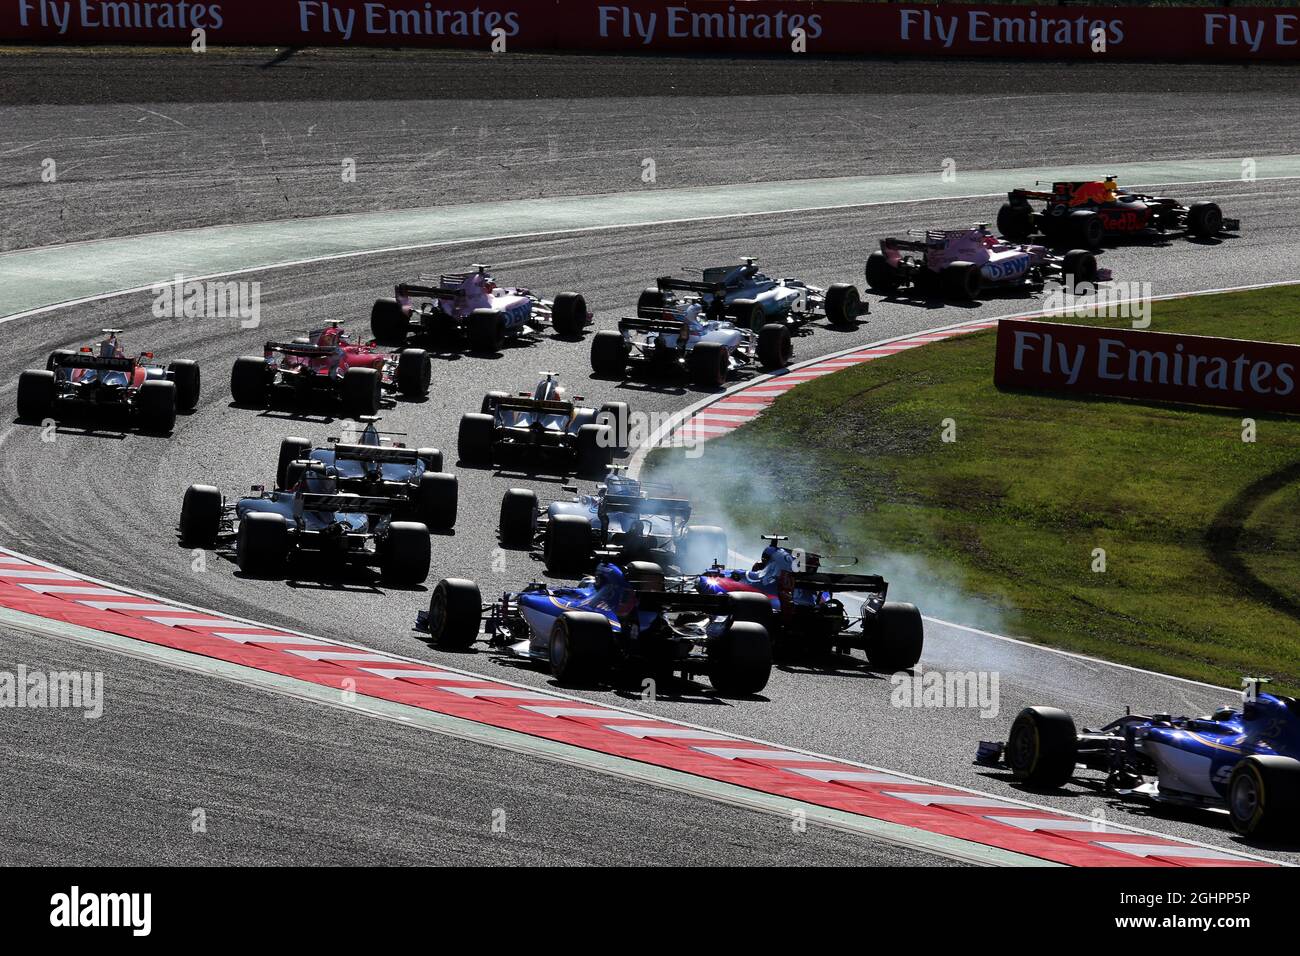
[576,423,612,478]
[380,520,431,586]
[596,401,630,454]
[940,262,982,301]
[417,447,442,472]
[276,436,313,489]
[468,308,506,352]
[371,297,410,346]
[136,379,177,433]
[236,512,289,578]
[1228,755,1300,839]
[823,283,861,326]
[866,602,924,671]
[688,342,728,388]
[708,620,772,696]
[550,292,587,337]
[16,369,55,422]
[865,252,900,293]
[480,390,509,416]
[730,299,765,332]
[590,330,628,379]
[1006,706,1078,788]
[427,578,482,649]
[1061,250,1099,293]
[396,348,431,399]
[180,484,222,547]
[342,367,381,418]
[757,323,792,369]
[636,288,668,319]
[727,591,775,630]
[997,202,1034,242]
[230,356,268,407]
[457,412,495,467]
[415,472,458,530]
[544,514,594,574]
[549,611,613,685]
[1070,209,1104,249]
[498,488,539,547]
[167,359,201,413]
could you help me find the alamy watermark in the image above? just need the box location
[890,665,1000,718]
[151,274,261,328]
[1042,280,1153,329]
[0,666,103,718]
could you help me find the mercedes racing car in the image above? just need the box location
[497,468,726,576]
[691,535,924,672]
[997,177,1239,247]
[637,258,865,332]
[274,419,457,531]
[977,680,1300,839]
[369,264,590,352]
[419,561,772,695]
[16,330,200,433]
[865,225,1108,301]
[230,325,432,418]
[456,373,630,477]
[179,459,431,584]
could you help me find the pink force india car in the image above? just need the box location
[865,224,1110,301]
[369,264,590,352]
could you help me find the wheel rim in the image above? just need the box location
[550,626,568,672]
[429,589,446,637]
[1008,722,1037,772]
[1230,771,1260,823]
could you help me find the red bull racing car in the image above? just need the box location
[997,177,1239,248]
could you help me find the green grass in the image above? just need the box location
[646,285,1300,692]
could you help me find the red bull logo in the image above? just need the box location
[1068,181,1112,207]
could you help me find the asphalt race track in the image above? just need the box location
[1,49,1298,865]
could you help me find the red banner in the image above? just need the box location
[993,319,1300,413]
[1,2,1297,61]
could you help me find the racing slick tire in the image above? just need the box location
[590,330,629,379]
[276,436,313,489]
[1061,250,1099,293]
[498,488,539,548]
[824,283,862,327]
[16,370,56,422]
[45,349,74,371]
[417,447,443,472]
[543,514,594,575]
[866,602,924,672]
[549,611,613,686]
[379,521,431,586]
[1187,201,1224,239]
[576,423,613,478]
[415,472,458,530]
[167,359,201,413]
[550,292,587,337]
[597,401,630,454]
[636,287,669,319]
[727,591,775,631]
[236,512,290,578]
[1006,706,1078,789]
[180,484,222,547]
[1228,755,1300,839]
[480,390,510,415]
[230,356,268,407]
[708,621,772,696]
[397,348,432,399]
[680,525,728,573]
[865,252,901,294]
[1069,210,1104,249]
[136,379,177,433]
[623,560,667,593]
[757,323,792,370]
[343,367,382,418]
[457,412,495,467]
[996,202,1035,242]
[427,578,482,649]
[730,299,766,332]
[940,261,982,301]
[468,308,506,352]
[688,342,728,389]
[370,297,410,346]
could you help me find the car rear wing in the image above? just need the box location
[600,494,693,517]
[634,590,731,613]
[880,237,927,254]
[617,316,684,336]
[1007,187,1054,202]
[656,276,727,295]
[494,397,574,417]
[299,492,404,515]
[266,342,338,358]
[52,353,136,372]
[333,444,420,465]
[396,282,461,301]
[791,571,887,595]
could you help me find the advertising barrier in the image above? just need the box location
[1,1,1297,61]
[993,318,1300,413]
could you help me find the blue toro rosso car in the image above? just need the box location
[978,681,1300,838]
[273,419,457,530]
[179,459,432,584]
[497,470,726,576]
[420,561,772,695]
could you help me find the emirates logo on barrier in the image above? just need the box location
[993,318,1300,413]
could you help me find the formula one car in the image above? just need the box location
[179,460,431,583]
[457,373,630,477]
[230,325,432,417]
[369,264,590,352]
[977,681,1300,839]
[497,468,726,576]
[16,330,200,432]
[274,419,457,531]
[637,258,865,331]
[420,561,772,694]
[692,535,924,672]
[997,177,1239,247]
[865,225,1108,301]
[591,305,792,387]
